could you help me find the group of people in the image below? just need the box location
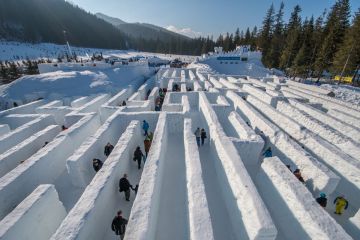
[194,127,207,147]
[155,88,167,111]
[112,120,154,239]
[92,142,114,172]
[315,193,349,215]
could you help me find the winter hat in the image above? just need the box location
[320,192,326,198]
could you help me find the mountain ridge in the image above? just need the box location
[95,12,191,41]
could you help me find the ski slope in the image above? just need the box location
[0,40,197,62]
[0,56,359,240]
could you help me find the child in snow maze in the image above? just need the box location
[142,120,149,136]
[293,169,305,184]
[316,192,327,208]
[262,147,272,158]
[111,210,128,240]
[131,184,139,195]
[92,158,103,172]
[334,195,349,215]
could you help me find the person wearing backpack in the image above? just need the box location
[111,210,128,239]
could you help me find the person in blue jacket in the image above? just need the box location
[142,120,149,136]
[262,147,272,158]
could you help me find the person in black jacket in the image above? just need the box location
[104,142,114,157]
[200,128,207,146]
[92,158,103,172]
[119,174,132,201]
[133,146,144,169]
[316,192,327,208]
[111,210,128,240]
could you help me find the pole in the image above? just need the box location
[63,30,73,58]
[339,43,354,84]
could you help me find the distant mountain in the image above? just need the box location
[0,0,129,49]
[0,0,210,55]
[95,13,126,26]
[95,13,190,41]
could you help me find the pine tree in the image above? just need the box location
[268,2,285,68]
[250,26,258,50]
[8,62,20,80]
[259,3,275,67]
[244,27,251,45]
[0,61,8,81]
[216,34,224,47]
[223,33,230,52]
[332,9,360,78]
[234,28,241,46]
[293,17,315,77]
[279,5,302,72]
[314,0,350,77]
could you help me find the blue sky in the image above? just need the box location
[70,0,359,38]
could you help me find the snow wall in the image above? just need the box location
[0,184,66,240]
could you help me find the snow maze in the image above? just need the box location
[0,67,359,240]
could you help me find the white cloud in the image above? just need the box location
[165,25,203,38]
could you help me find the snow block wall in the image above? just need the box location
[257,157,351,240]
[52,121,143,240]
[125,113,168,240]
[0,184,66,240]
[199,91,277,239]
[183,118,214,240]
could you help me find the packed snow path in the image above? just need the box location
[0,67,359,240]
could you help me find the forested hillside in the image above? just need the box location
[0,0,212,55]
[0,0,128,49]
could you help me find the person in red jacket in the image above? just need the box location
[144,136,152,157]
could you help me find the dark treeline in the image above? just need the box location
[0,59,43,84]
[213,0,359,79]
[129,35,215,56]
[259,0,360,78]
[0,0,214,56]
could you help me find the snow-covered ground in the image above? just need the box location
[0,40,197,62]
[321,84,360,105]
[0,65,152,107]
[0,48,359,240]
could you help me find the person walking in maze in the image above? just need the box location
[148,132,154,142]
[144,136,152,158]
[92,158,103,172]
[200,128,207,146]
[194,127,201,147]
[111,210,128,239]
[262,147,272,158]
[133,146,144,169]
[293,169,305,184]
[104,142,114,157]
[142,120,149,136]
[334,195,348,215]
[119,174,132,201]
[316,192,328,208]
[131,184,139,195]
